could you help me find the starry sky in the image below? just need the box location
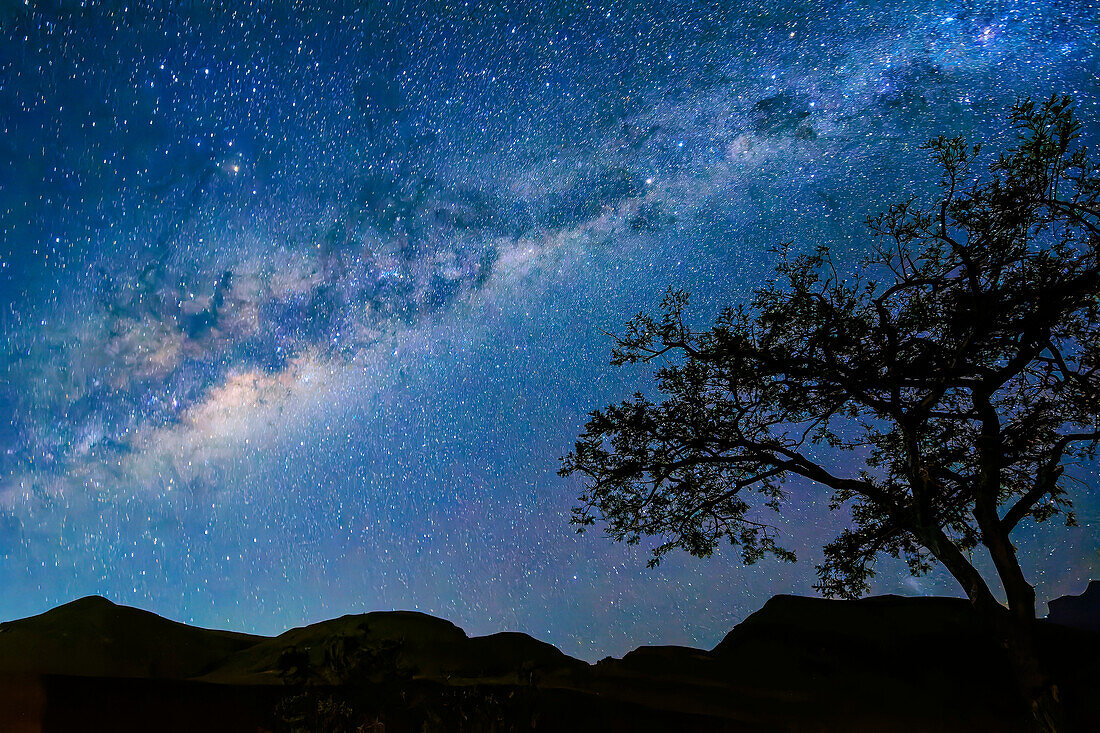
[1,0,1098,660]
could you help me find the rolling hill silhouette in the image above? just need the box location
[0,593,1097,732]
[0,596,261,679]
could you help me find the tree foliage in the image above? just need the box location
[561,96,1100,614]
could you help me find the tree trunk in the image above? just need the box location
[985,555,1066,732]
[965,384,1068,733]
[960,591,1064,733]
[923,525,1067,731]
[1001,614,1063,733]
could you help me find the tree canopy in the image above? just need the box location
[561,95,1099,729]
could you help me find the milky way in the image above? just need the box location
[1,1,1098,659]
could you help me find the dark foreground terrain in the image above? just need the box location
[1,591,1098,732]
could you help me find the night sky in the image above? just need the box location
[1,0,1098,661]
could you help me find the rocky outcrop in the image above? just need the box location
[1048,581,1100,633]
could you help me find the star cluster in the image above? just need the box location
[1,0,1098,659]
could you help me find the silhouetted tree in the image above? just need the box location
[561,96,1099,732]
